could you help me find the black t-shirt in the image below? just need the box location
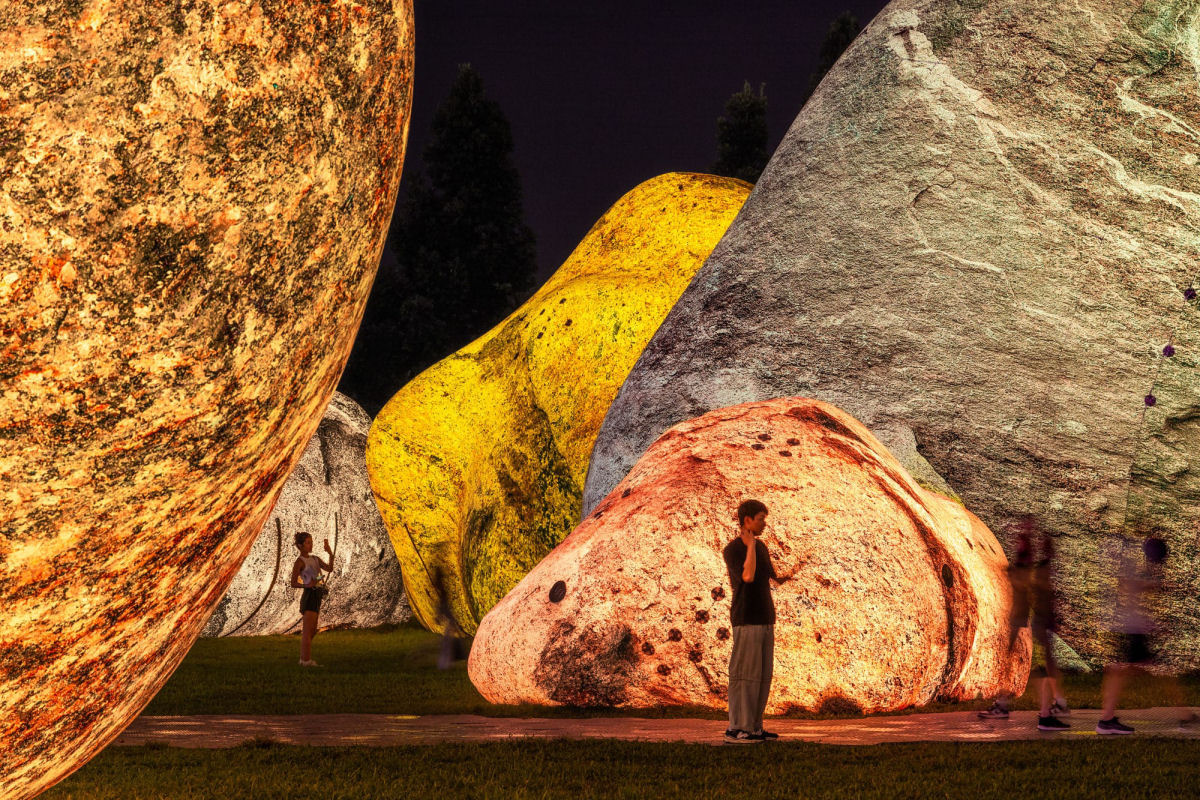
[723,537,776,626]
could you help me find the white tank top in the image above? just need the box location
[300,555,322,587]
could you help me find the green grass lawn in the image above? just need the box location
[143,624,725,717]
[46,627,1200,799]
[45,738,1200,799]
[145,622,1200,718]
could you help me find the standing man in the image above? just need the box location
[723,499,777,743]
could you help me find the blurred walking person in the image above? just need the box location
[977,517,1069,729]
[1030,531,1070,731]
[433,567,463,670]
[978,520,1035,720]
[1097,534,1197,734]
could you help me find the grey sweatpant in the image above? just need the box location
[728,623,774,733]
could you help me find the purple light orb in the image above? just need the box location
[1164,345,1176,357]
[1186,287,1197,300]
[1145,394,1158,407]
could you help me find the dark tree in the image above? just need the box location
[713,81,768,184]
[804,12,860,103]
[340,64,537,415]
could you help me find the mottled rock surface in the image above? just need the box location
[0,0,414,796]
[203,393,409,637]
[368,174,750,634]
[586,0,1200,666]
[473,398,1029,711]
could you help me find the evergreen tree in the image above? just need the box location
[340,64,537,415]
[805,12,860,103]
[713,81,768,184]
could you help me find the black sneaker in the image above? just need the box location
[724,729,763,744]
[757,729,780,740]
[1096,717,1135,735]
[1037,715,1070,731]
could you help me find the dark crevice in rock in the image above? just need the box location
[316,422,335,487]
[818,426,978,698]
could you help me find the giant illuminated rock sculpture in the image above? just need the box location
[0,1,414,796]
[472,398,1029,711]
[586,0,1200,665]
[368,173,750,634]
[203,393,410,637]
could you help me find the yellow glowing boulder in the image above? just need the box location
[367,173,751,633]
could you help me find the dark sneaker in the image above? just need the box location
[1096,717,1135,735]
[1049,700,1071,717]
[724,729,763,744]
[757,729,780,740]
[977,702,1010,720]
[1037,715,1070,731]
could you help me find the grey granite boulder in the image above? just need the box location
[204,393,410,636]
[586,0,1200,666]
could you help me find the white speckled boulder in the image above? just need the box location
[203,393,409,637]
[586,0,1200,666]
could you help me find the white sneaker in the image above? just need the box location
[299,659,320,667]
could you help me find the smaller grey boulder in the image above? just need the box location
[203,393,410,636]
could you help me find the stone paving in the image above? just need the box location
[114,708,1200,748]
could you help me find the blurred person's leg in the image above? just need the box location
[1101,662,1127,719]
[980,624,1025,718]
[439,623,454,670]
[1034,623,1058,716]
[1100,635,1139,720]
[1034,622,1069,730]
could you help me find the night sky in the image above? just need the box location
[392,0,892,281]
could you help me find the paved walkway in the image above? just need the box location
[115,708,1200,748]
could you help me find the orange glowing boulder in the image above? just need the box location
[0,1,414,797]
[470,398,1029,712]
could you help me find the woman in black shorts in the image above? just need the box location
[290,531,333,667]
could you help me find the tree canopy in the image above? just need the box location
[340,64,537,415]
[805,12,861,103]
[713,81,768,184]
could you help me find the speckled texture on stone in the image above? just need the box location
[367,173,750,635]
[203,393,410,637]
[0,0,414,796]
[472,398,1029,712]
[585,0,1200,667]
